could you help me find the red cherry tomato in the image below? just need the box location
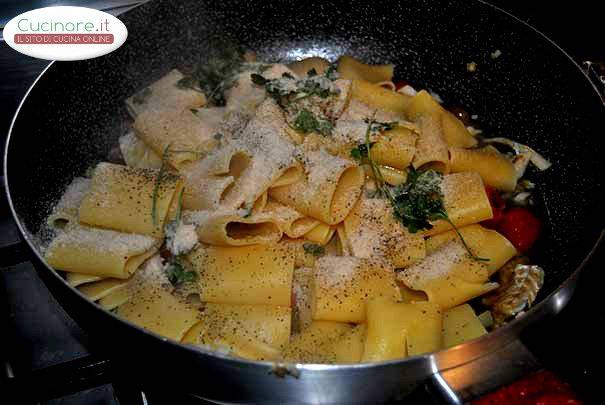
[497,207,541,253]
[482,186,506,229]
[394,80,410,91]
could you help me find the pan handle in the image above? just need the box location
[424,372,463,405]
[428,339,542,403]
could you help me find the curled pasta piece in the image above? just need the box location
[180,145,251,210]
[397,241,499,310]
[375,81,396,91]
[351,79,411,114]
[343,195,426,268]
[426,224,517,275]
[412,112,450,172]
[362,164,408,186]
[449,146,517,191]
[310,256,400,323]
[134,108,218,169]
[405,90,477,148]
[125,69,206,118]
[117,256,200,341]
[425,171,493,236]
[288,57,332,76]
[45,225,160,279]
[181,303,291,356]
[78,163,184,237]
[281,321,355,363]
[221,99,299,211]
[362,298,442,362]
[47,177,91,229]
[269,148,365,225]
[304,223,336,246]
[188,243,294,307]
[65,272,102,287]
[225,64,297,117]
[263,200,320,239]
[183,210,282,246]
[371,126,418,170]
[251,191,268,214]
[339,99,406,122]
[337,55,394,83]
[78,278,129,302]
[270,161,304,188]
[98,288,131,311]
[119,131,163,169]
[442,304,487,348]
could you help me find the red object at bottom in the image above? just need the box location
[473,371,582,405]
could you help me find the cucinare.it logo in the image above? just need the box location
[4,6,128,61]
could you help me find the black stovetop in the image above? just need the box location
[1,1,604,404]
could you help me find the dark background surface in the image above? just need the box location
[1,1,604,403]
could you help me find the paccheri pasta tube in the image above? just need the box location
[134,108,218,169]
[310,256,400,323]
[270,148,365,225]
[183,210,282,246]
[125,69,207,117]
[181,302,291,358]
[45,225,160,279]
[47,177,91,229]
[78,163,184,237]
[425,224,517,275]
[343,195,425,267]
[397,241,499,309]
[425,171,493,236]
[117,256,201,341]
[189,243,294,307]
[449,146,517,192]
[263,200,320,239]
[362,298,442,361]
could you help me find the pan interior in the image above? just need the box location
[5,0,605,305]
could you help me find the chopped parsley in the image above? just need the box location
[303,243,325,257]
[165,258,198,286]
[293,109,333,136]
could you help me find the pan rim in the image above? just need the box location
[3,0,605,376]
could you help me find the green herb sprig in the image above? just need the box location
[360,118,488,262]
[292,109,334,136]
[250,69,338,107]
[303,243,325,257]
[165,258,198,286]
[176,38,245,106]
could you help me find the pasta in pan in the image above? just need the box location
[42,52,550,364]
